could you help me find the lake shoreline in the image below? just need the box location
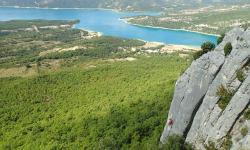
[135,39,200,49]
[78,28,200,49]
[0,6,159,13]
[121,18,220,37]
[79,28,103,37]
[0,7,217,46]
[1,6,218,37]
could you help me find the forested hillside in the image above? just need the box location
[0,20,194,149]
[126,5,250,34]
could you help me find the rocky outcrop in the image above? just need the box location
[160,50,225,143]
[160,27,250,150]
[231,108,250,150]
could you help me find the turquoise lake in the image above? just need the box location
[0,7,217,46]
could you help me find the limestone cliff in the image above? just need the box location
[160,27,250,150]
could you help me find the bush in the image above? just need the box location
[161,135,194,150]
[25,63,32,68]
[217,33,225,45]
[193,50,204,60]
[201,41,216,52]
[224,42,232,56]
[236,69,246,82]
[205,141,217,150]
[216,85,234,110]
[244,109,250,120]
[193,41,215,60]
[221,135,232,150]
[241,127,248,137]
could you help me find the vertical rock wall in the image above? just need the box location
[160,27,250,150]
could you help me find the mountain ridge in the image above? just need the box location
[1,0,250,10]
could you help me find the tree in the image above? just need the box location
[217,33,225,45]
[161,135,194,150]
[193,41,215,60]
[224,42,232,56]
[201,41,215,53]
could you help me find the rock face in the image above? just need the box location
[160,27,250,150]
[160,50,225,143]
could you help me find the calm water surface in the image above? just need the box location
[0,7,217,46]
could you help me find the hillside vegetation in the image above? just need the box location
[0,20,79,30]
[126,5,250,34]
[0,55,190,149]
[0,20,192,149]
[0,20,144,70]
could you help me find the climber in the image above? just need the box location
[168,118,174,127]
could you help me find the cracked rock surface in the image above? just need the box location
[160,27,250,150]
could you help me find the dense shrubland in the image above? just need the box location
[0,26,143,68]
[0,56,190,149]
[0,20,193,149]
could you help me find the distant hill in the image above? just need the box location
[0,0,250,10]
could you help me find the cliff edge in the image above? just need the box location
[160,27,250,150]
